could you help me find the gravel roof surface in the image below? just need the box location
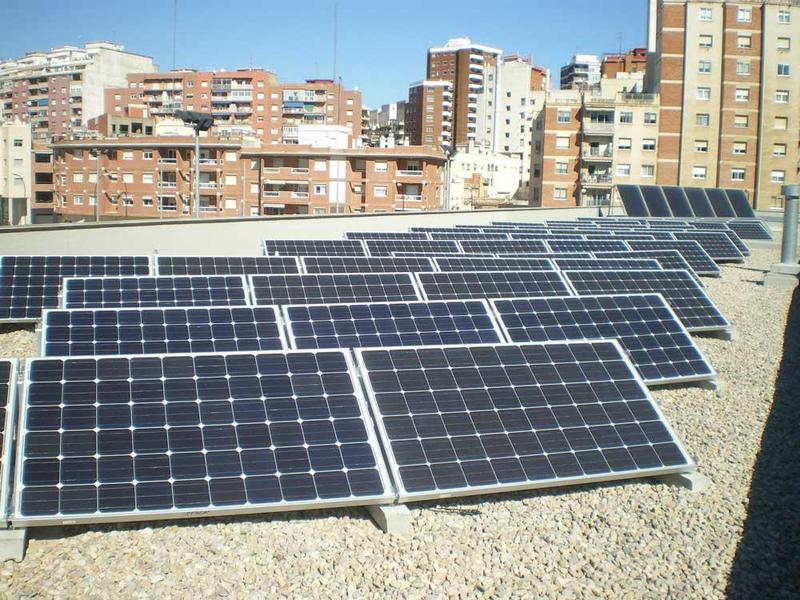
[2,247,798,598]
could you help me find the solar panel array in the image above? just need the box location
[626,241,720,276]
[592,250,699,280]
[301,256,435,274]
[156,256,300,276]
[433,257,555,272]
[365,239,462,256]
[263,240,367,257]
[357,341,693,501]
[416,271,572,301]
[672,231,744,261]
[552,258,662,271]
[249,273,421,305]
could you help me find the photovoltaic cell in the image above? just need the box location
[626,241,720,276]
[356,341,693,501]
[416,271,572,301]
[41,306,286,357]
[63,276,251,309]
[428,232,511,241]
[584,234,657,241]
[705,188,737,218]
[410,227,482,233]
[263,240,367,257]
[249,273,421,305]
[640,186,673,218]
[618,185,649,217]
[545,240,630,253]
[552,258,662,271]
[433,257,555,272]
[672,231,744,261]
[0,359,18,523]
[365,240,461,257]
[496,253,594,260]
[683,188,715,218]
[723,189,756,218]
[510,233,585,240]
[727,220,773,241]
[491,295,715,385]
[662,187,695,217]
[0,256,151,322]
[592,250,701,280]
[14,350,392,525]
[156,256,300,276]
[300,256,435,274]
[458,240,548,255]
[283,300,503,350]
[562,269,729,332]
[344,232,429,240]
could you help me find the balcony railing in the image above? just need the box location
[291,191,309,198]
[198,158,218,165]
[582,120,615,135]
[199,182,217,189]
[263,167,280,173]
[160,181,177,188]
[580,174,613,186]
[583,148,613,160]
[398,170,423,176]
[291,167,309,174]
[158,158,177,165]
[396,194,422,202]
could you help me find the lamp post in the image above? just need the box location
[763,184,800,289]
[176,110,213,219]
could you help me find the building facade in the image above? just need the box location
[0,119,31,224]
[647,0,800,209]
[406,80,453,147]
[602,47,649,78]
[0,42,155,141]
[560,54,602,89]
[449,142,522,210]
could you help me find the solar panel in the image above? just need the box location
[562,269,729,332]
[458,240,548,255]
[723,189,756,218]
[721,230,751,256]
[492,222,548,228]
[0,256,151,322]
[662,187,695,217]
[593,250,701,280]
[689,221,731,230]
[510,233,585,240]
[301,256,435,274]
[491,294,716,385]
[545,240,630,253]
[392,252,496,258]
[705,188,737,218]
[672,231,744,261]
[584,234,657,241]
[433,257,555,272]
[727,220,773,241]
[416,271,572,301]
[365,240,461,257]
[496,252,594,260]
[249,273,421,305]
[410,227,482,233]
[41,306,287,357]
[640,186,673,218]
[156,256,300,276]
[552,258,662,271]
[626,241,720,276]
[683,188,716,217]
[63,276,251,309]
[344,232,429,240]
[618,185,650,217]
[263,240,367,257]
[14,350,392,525]
[429,232,511,241]
[284,300,504,350]
[355,340,693,502]
[579,217,646,225]
[547,220,596,227]
[0,359,18,523]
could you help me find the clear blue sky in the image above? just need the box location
[1,0,647,107]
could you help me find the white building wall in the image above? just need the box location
[82,46,155,124]
[448,142,521,210]
[0,119,32,224]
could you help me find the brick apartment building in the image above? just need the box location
[406,80,453,146]
[602,48,649,78]
[647,0,800,210]
[0,42,155,141]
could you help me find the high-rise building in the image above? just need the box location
[0,42,155,141]
[560,54,602,89]
[406,80,453,146]
[647,0,800,210]
[425,38,502,148]
[602,48,649,79]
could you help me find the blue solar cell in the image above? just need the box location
[156,256,300,276]
[416,271,572,301]
[249,273,421,305]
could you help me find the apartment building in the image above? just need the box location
[602,48,649,78]
[0,119,31,224]
[647,0,800,210]
[31,143,55,222]
[449,142,522,210]
[105,72,363,146]
[366,102,407,147]
[425,38,502,148]
[50,130,444,220]
[0,42,155,141]
[406,80,453,146]
[560,55,602,89]
[530,78,661,207]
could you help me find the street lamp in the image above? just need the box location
[176,110,214,219]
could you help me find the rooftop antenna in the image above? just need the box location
[172,0,177,69]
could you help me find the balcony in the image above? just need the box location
[582,120,614,135]
[396,194,422,203]
[291,191,309,199]
[159,181,177,188]
[582,147,613,161]
[199,181,217,189]
[469,63,484,72]
[198,158,218,165]
[468,83,482,91]
[469,53,484,62]
[398,169,423,177]
[291,167,309,174]
[580,173,613,187]
[468,73,483,82]
[263,167,280,174]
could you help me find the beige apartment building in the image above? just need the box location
[0,42,155,141]
[647,0,800,209]
[0,119,31,224]
[104,71,363,147]
[50,134,444,220]
[406,80,453,147]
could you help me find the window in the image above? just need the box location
[699,7,712,21]
[619,112,633,124]
[555,136,570,149]
[733,141,747,155]
[224,174,237,186]
[774,143,787,157]
[143,151,153,160]
[731,169,745,182]
[776,90,789,103]
[692,166,707,180]
[373,185,387,197]
[695,140,709,153]
[737,35,752,49]
[641,165,655,178]
[735,89,749,102]
[618,138,632,150]
[644,112,657,125]
[699,35,713,48]
[698,60,711,74]
[774,117,788,130]
[642,139,656,151]
[72,173,83,183]
[736,61,751,76]
[778,64,790,76]
[123,197,134,207]
[737,7,751,22]
[13,139,23,147]
[142,196,153,207]
[374,161,388,173]
[74,149,83,160]
[89,195,96,206]
[553,187,567,201]
[696,113,710,127]
[778,10,790,24]
[225,151,237,162]
[734,115,749,128]
[88,173,97,184]
[778,37,791,51]
[697,87,711,100]
[616,164,631,177]
[554,160,568,175]
[121,173,133,184]
[122,151,134,161]
[557,110,570,123]
[314,160,327,172]
[772,170,786,183]
[73,195,83,205]
[142,173,154,184]
[313,184,327,195]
